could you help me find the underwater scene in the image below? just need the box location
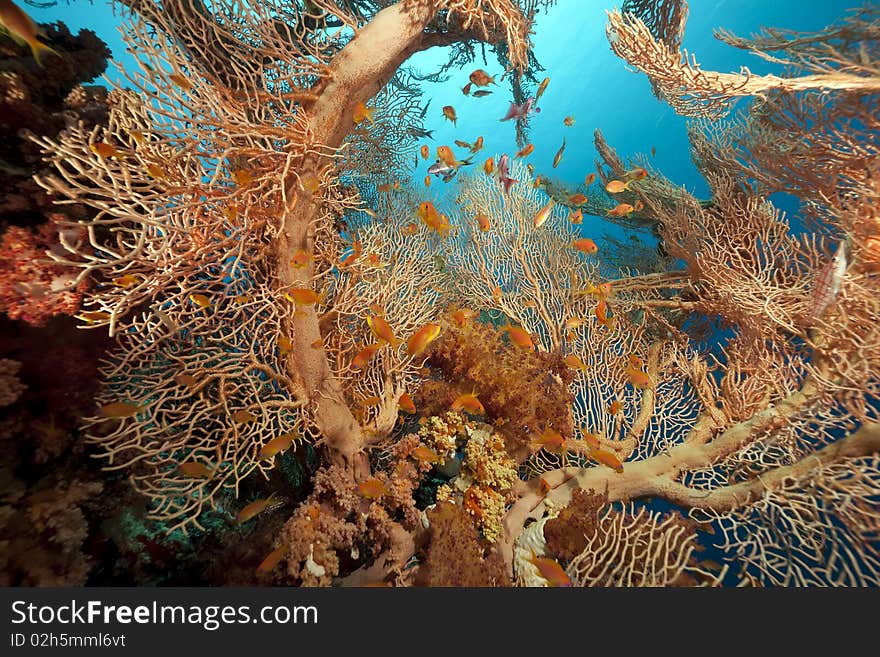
[0,0,878,588]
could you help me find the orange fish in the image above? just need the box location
[377,180,400,193]
[634,199,644,212]
[533,200,555,228]
[417,201,450,236]
[145,163,166,180]
[491,285,503,302]
[626,365,652,389]
[625,167,648,181]
[476,212,490,232]
[367,314,402,347]
[527,549,572,587]
[353,101,375,124]
[451,392,485,415]
[189,293,211,308]
[285,287,322,306]
[563,353,589,371]
[340,240,363,267]
[462,82,472,96]
[505,324,535,350]
[357,479,388,499]
[581,431,601,450]
[608,203,635,217]
[607,400,623,415]
[564,316,588,332]
[573,238,598,254]
[231,169,253,186]
[590,448,624,473]
[563,116,575,127]
[594,282,612,298]
[76,310,111,324]
[451,307,477,327]
[454,139,471,149]
[584,173,596,186]
[398,393,417,414]
[469,69,495,86]
[278,335,293,353]
[177,461,214,478]
[352,343,380,369]
[484,158,494,175]
[596,298,613,328]
[237,494,280,523]
[420,144,429,160]
[605,180,629,194]
[402,222,419,236]
[436,145,459,167]
[470,136,484,153]
[90,142,122,159]
[568,193,587,205]
[98,401,140,418]
[411,446,440,463]
[516,143,534,158]
[442,105,457,126]
[290,249,312,269]
[256,545,286,574]
[310,339,323,349]
[174,373,197,387]
[234,409,257,423]
[0,0,60,65]
[424,175,431,187]
[112,274,141,288]
[532,428,566,453]
[535,77,550,101]
[569,209,583,225]
[407,323,442,357]
[258,433,296,459]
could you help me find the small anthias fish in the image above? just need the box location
[177,461,214,479]
[256,545,286,575]
[289,249,312,269]
[234,409,257,423]
[352,343,380,369]
[442,105,457,126]
[398,393,417,414]
[563,115,575,127]
[553,137,566,168]
[809,241,848,320]
[573,238,598,254]
[505,324,535,350]
[258,433,296,460]
[173,373,197,387]
[533,199,555,228]
[407,323,442,357]
[470,136,484,153]
[98,401,140,418]
[285,287,322,306]
[472,90,492,97]
[451,392,485,415]
[605,179,629,194]
[0,0,60,65]
[584,173,596,186]
[353,101,375,124]
[450,307,477,327]
[189,293,211,308]
[462,82,472,96]
[515,143,534,158]
[526,549,572,587]
[476,212,490,232]
[357,478,389,499]
[367,314,402,347]
[420,144,429,160]
[590,448,624,473]
[535,77,550,101]
[236,494,280,524]
[469,69,496,87]
[563,354,589,371]
[484,157,494,175]
[608,203,635,217]
[411,446,440,463]
[90,142,122,159]
[532,428,566,453]
[569,209,583,225]
[76,310,111,323]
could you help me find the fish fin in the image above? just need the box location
[29,39,60,66]
[502,177,517,194]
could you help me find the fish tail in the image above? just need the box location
[29,38,60,67]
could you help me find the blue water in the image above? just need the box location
[31,1,852,209]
